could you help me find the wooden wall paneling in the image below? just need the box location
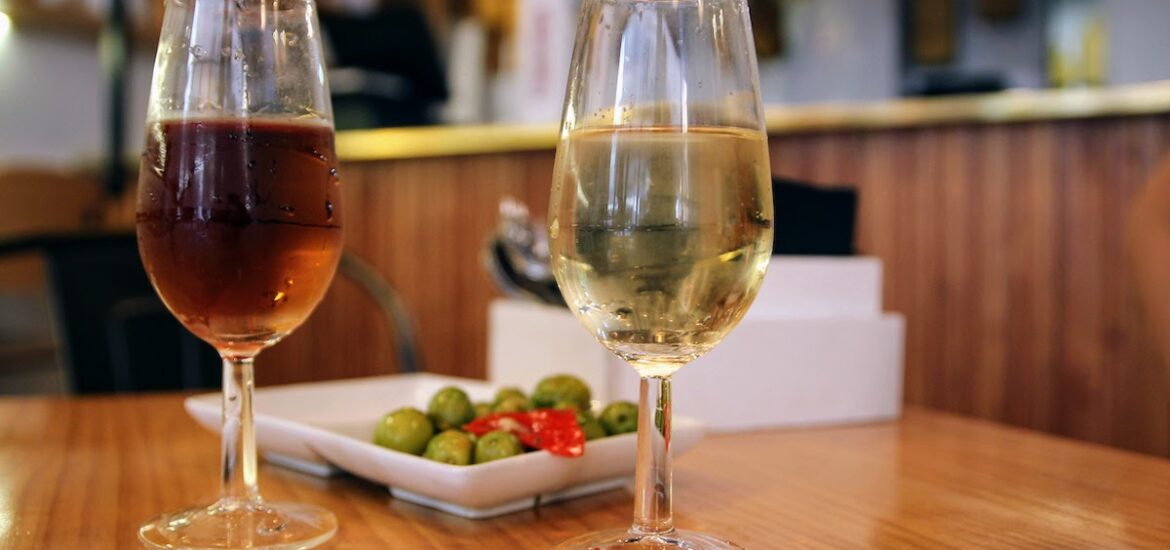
[1002,122,1058,432]
[384,158,428,366]
[411,157,464,376]
[875,131,912,403]
[0,169,104,237]
[939,126,974,415]
[263,151,560,385]
[1035,122,1061,434]
[1111,117,1170,455]
[1109,119,1140,452]
[766,115,1170,456]
[771,134,811,182]
[860,133,906,395]
[1136,117,1170,456]
[453,153,508,378]
[1113,118,1148,452]
[452,157,487,378]
[414,157,451,374]
[1096,120,1130,449]
[889,129,914,407]
[808,132,843,183]
[1106,116,1154,452]
[1056,120,1107,443]
[975,124,1011,420]
[254,114,1170,457]
[259,165,401,384]
[909,128,944,412]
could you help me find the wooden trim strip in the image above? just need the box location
[336,82,1170,161]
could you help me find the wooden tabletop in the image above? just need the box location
[3,395,1170,549]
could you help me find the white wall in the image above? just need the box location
[1103,0,1170,85]
[3,0,1169,156]
[0,28,154,165]
[959,0,1047,89]
[756,0,900,104]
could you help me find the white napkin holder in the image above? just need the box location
[488,257,905,431]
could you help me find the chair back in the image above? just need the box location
[2,234,220,393]
[2,235,423,393]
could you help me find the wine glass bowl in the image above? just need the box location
[549,0,771,548]
[135,0,341,547]
[136,118,342,358]
[550,125,773,378]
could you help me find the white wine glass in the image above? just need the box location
[548,0,773,548]
[135,0,342,547]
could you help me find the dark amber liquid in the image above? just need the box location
[136,118,343,356]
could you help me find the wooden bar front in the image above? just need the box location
[262,94,1170,457]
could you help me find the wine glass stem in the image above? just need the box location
[632,374,674,536]
[221,354,261,504]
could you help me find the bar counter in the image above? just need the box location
[5,395,1170,548]
[263,81,1170,461]
[335,81,1170,160]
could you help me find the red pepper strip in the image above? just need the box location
[464,409,586,458]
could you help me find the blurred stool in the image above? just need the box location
[0,233,219,394]
[0,168,112,393]
[338,251,421,374]
[0,233,421,394]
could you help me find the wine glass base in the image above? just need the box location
[138,498,337,550]
[553,528,745,550]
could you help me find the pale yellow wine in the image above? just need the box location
[549,126,774,377]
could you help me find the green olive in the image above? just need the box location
[473,402,493,419]
[532,374,592,410]
[423,430,474,465]
[492,387,528,407]
[474,430,524,464]
[600,401,638,436]
[493,395,532,413]
[373,407,434,455]
[577,409,607,441]
[427,386,476,431]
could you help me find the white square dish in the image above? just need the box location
[185,373,706,519]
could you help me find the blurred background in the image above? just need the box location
[3,0,1164,161]
[4,0,1170,458]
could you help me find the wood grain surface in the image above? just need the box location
[3,395,1170,549]
[769,115,1170,456]
[260,150,555,386]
